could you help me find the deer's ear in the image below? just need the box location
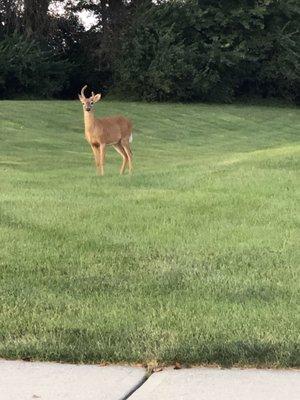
[93,93,101,103]
[78,94,83,101]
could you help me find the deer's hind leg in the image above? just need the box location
[121,139,133,173]
[113,143,128,175]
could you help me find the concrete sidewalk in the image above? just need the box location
[1,360,299,400]
[130,367,300,400]
[0,360,145,400]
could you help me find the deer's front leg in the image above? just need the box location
[91,145,101,173]
[99,144,106,176]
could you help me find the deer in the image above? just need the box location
[78,85,133,176]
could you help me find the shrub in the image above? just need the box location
[0,33,71,98]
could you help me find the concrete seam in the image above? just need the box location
[121,373,151,400]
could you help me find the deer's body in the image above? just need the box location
[84,113,132,147]
[79,85,133,175]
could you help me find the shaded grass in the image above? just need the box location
[0,100,299,367]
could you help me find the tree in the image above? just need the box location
[0,0,23,37]
[114,0,300,102]
[23,0,51,38]
[0,0,299,101]
[0,33,71,98]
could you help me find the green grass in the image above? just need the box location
[0,100,299,368]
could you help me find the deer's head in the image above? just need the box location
[78,85,101,112]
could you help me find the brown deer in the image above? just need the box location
[78,85,133,176]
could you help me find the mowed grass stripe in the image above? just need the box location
[0,100,299,367]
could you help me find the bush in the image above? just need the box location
[0,34,71,98]
[114,0,300,102]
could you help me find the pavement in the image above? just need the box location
[0,360,299,400]
[130,367,300,400]
[0,360,145,400]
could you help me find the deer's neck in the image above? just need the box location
[83,110,95,134]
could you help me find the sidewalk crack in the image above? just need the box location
[121,372,151,400]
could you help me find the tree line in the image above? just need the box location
[0,0,299,102]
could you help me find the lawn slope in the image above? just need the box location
[0,100,299,367]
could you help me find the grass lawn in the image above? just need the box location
[0,100,299,368]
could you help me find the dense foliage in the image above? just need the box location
[0,0,299,102]
[0,34,70,97]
